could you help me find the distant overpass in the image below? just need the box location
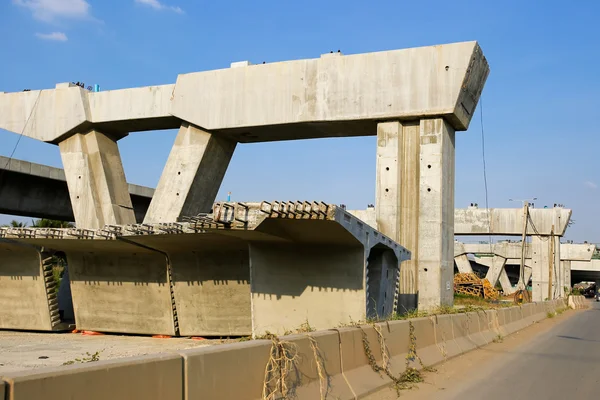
[0,156,153,222]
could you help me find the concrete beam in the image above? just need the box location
[0,42,488,144]
[455,206,572,236]
[58,131,136,228]
[144,124,236,223]
[0,156,152,223]
[0,202,410,336]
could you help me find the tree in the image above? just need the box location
[1,220,27,227]
[30,219,74,228]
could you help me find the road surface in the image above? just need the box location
[368,300,599,399]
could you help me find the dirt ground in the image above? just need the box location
[0,330,228,374]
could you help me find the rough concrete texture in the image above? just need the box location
[1,202,409,336]
[0,330,211,374]
[144,123,236,223]
[0,155,152,222]
[2,353,183,400]
[58,131,136,228]
[0,242,62,331]
[454,206,572,236]
[0,41,488,143]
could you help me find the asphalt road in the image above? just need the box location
[368,301,600,400]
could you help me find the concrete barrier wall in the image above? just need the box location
[568,295,587,310]
[1,354,182,400]
[1,299,572,400]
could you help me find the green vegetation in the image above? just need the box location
[62,350,102,366]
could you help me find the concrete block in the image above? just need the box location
[181,340,272,400]
[451,313,481,352]
[282,331,355,400]
[409,317,444,367]
[433,314,462,359]
[375,320,411,376]
[476,310,496,344]
[2,354,182,400]
[337,326,391,397]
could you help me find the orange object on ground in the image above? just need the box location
[81,330,104,336]
[152,335,172,339]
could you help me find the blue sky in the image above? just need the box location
[0,0,599,242]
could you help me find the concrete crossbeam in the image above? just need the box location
[0,42,488,143]
[454,206,572,236]
[0,202,410,336]
[58,131,136,228]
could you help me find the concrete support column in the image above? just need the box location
[553,236,564,297]
[144,123,236,223]
[376,118,455,311]
[455,254,473,273]
[532,236,559,301]
[484,255,507,287]
[499,268,515,295]
[562,260,572,293]
[59,130,135,229]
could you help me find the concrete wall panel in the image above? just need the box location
[170,249,251,336]
[67,251,176,335]
[2,354,182,400]
[0,243,53,331]
[249,243,366,335]
[181,340,271,400]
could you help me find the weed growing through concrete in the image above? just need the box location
[547,311,556,319]
[261,333,299,400]
[492,334,503,343]
[62,350,102,366]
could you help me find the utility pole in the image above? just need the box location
[509,197,537,292]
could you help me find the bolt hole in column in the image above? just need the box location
[427,165,431,169]
[178,171,181,175]
[427,188,431,192]
[76,196,79,199]
[386,167,389,171]
[424,268,428,272]
[78,176,81,179]
[385,188,389,192]
[176,193,180,196]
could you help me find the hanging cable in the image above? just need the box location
[0,90,43,194]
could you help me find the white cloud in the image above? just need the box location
[35,31,68,41]
[134,0,183,13]
[584,181,597,189]
[13,0,91,22]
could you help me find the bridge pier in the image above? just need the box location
[144,123,236,223]
[58,130,136,228]
[376,118,455,311]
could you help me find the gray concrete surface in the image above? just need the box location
[0,155,152,222]
[0,330,212,374]
[390,301,600,399]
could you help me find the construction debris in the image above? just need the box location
[454,273,499,300]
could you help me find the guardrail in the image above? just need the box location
[0,299,569,400]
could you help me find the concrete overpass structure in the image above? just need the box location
[454,242,595,296]
[0,42,489,333]
[0,41,489,316]
[0,156,152,222]
[349,205,572,302]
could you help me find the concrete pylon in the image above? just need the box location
[455,254,473,273]
[531,235,561,301]
[484,255,507,287]
[376,118,455,311]
[562,260,572,292]
[144,123,236,223]
[58,130,136,228]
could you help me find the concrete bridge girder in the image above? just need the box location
[0,203,410,336]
